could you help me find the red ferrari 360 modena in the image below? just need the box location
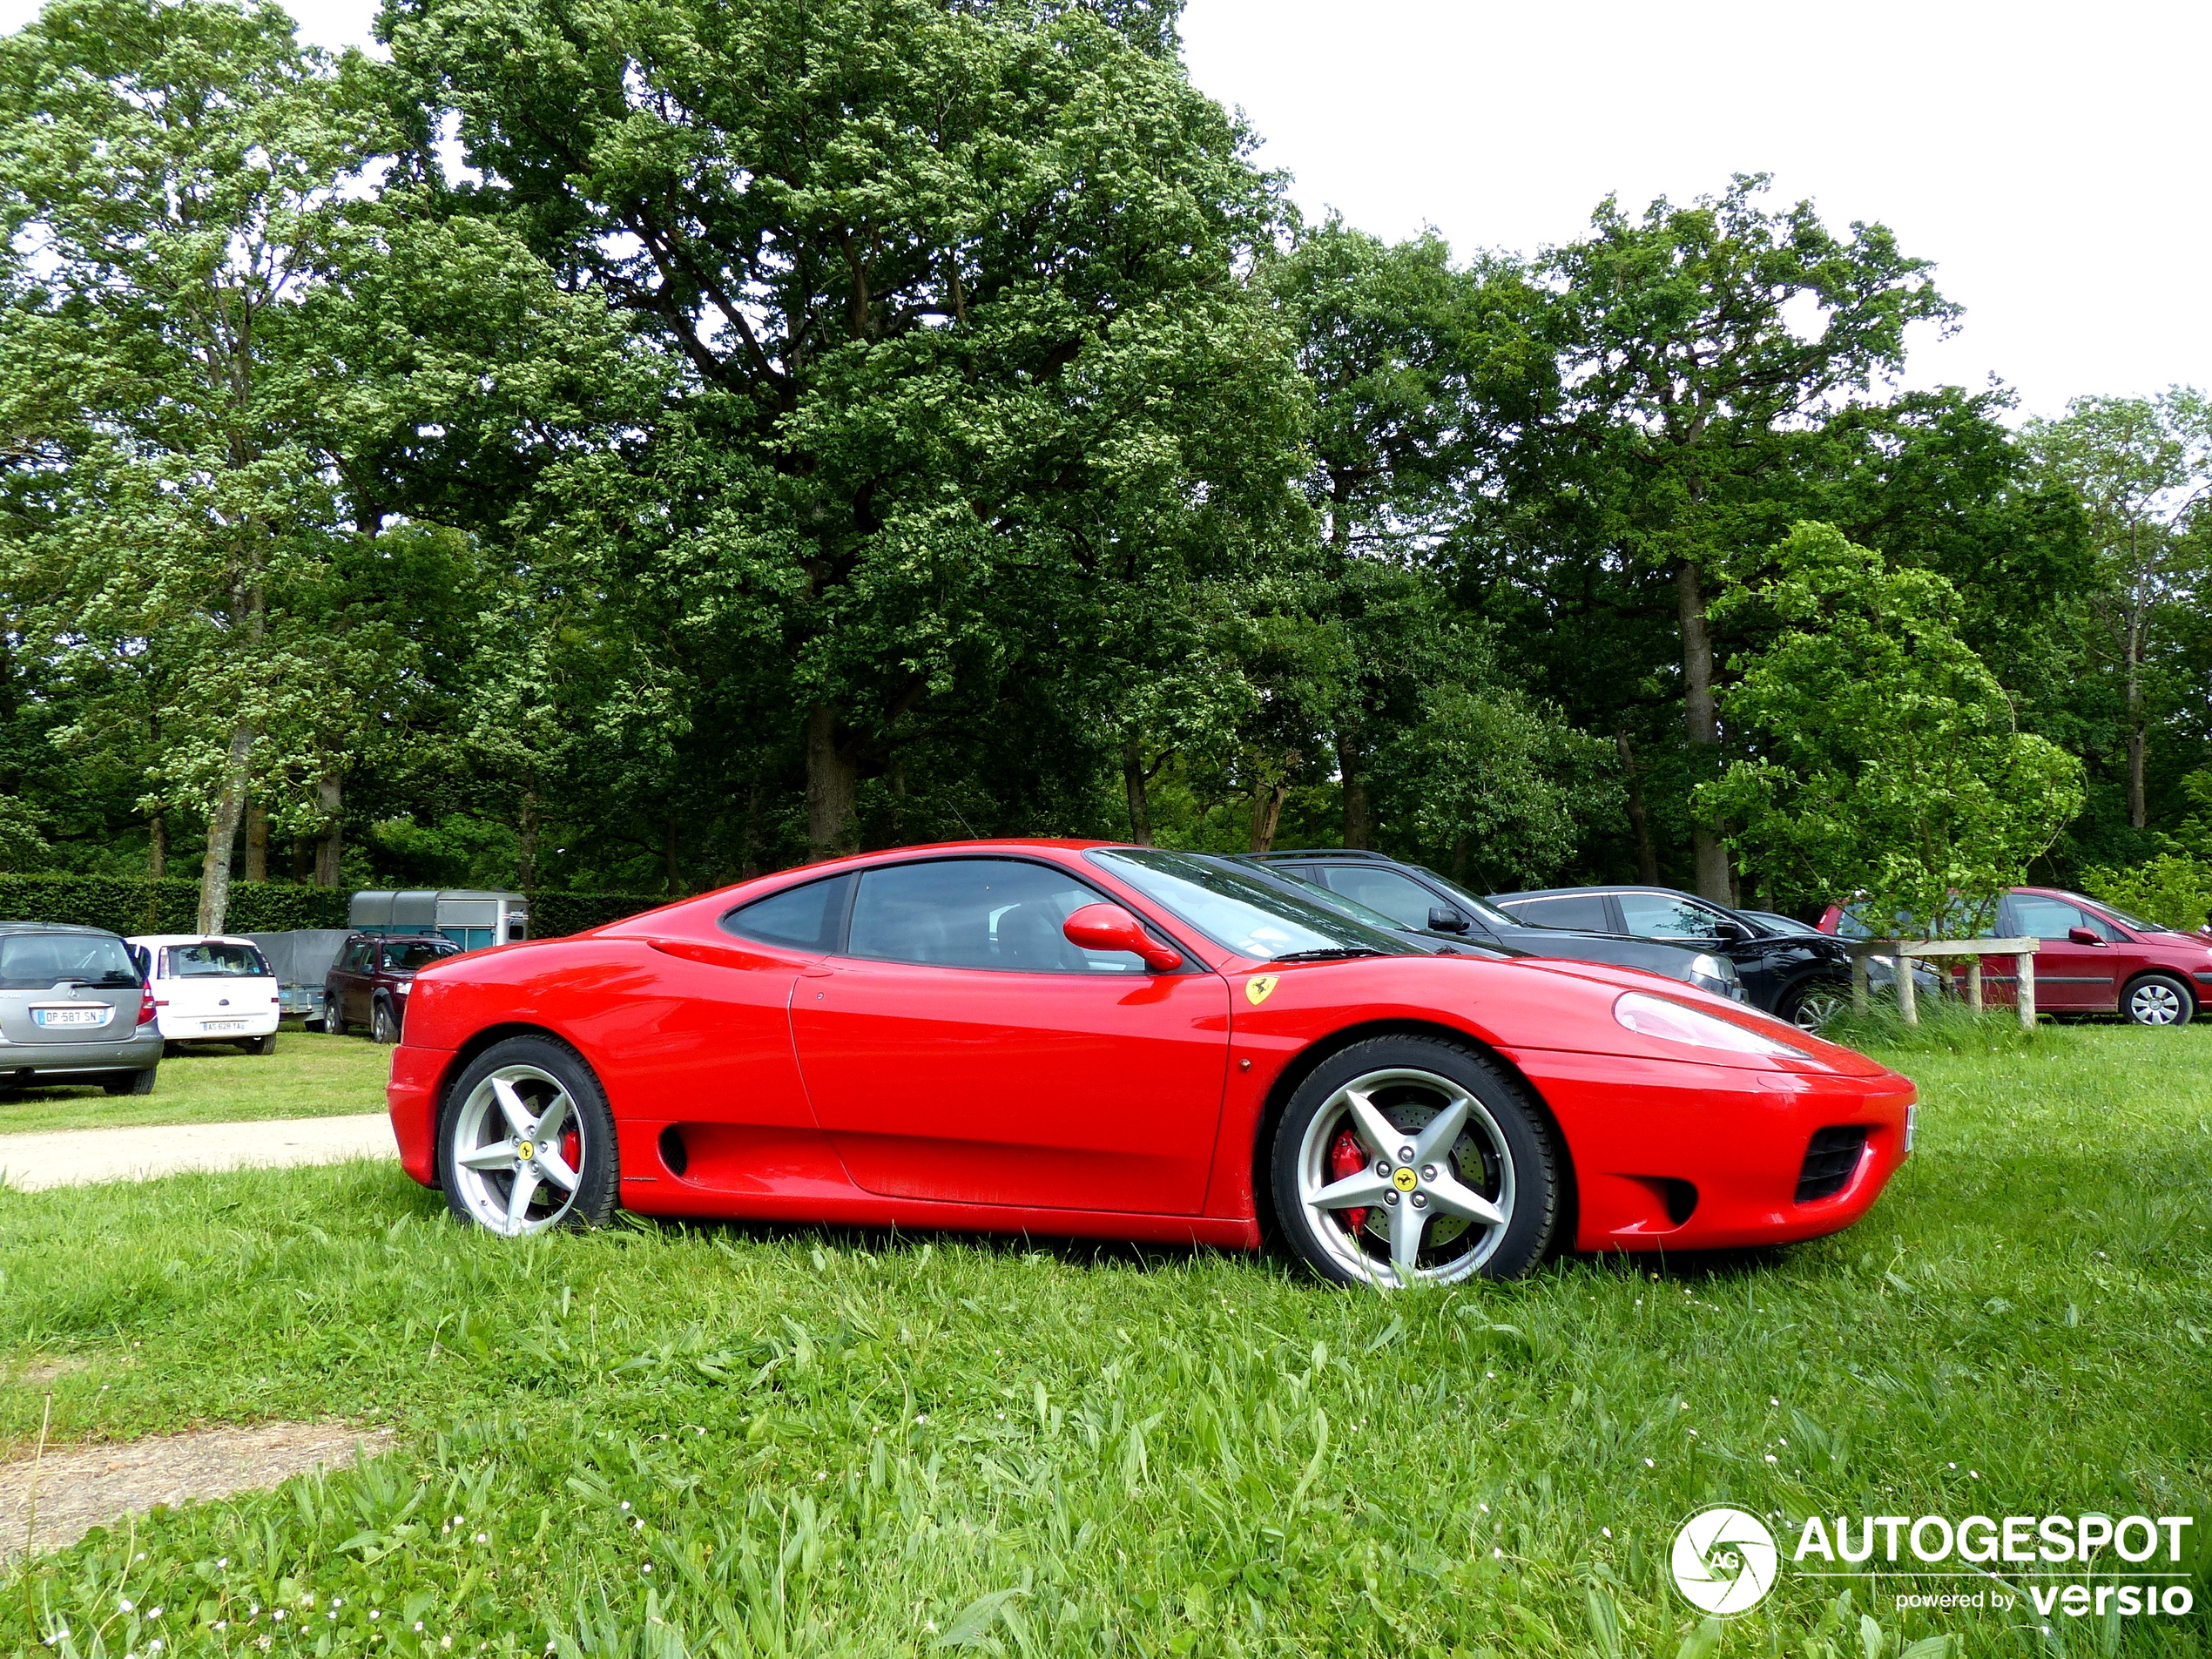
[388,841,1915,1287]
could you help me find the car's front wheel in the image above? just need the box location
[2121,974,2194,1028]
[437,1036,618,1236]
[1783,978,1851,1034]
[370,998,399,1045]
[1271,1035,1559,1287]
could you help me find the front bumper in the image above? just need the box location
[389,1042,448,1184]
[0,1028,163,1077]
[1512,1047,1914,1252]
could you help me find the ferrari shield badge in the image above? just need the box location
[1245,974,1279,1007]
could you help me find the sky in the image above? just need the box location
[3,0,2202,420]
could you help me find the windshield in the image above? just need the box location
[0,932,140,990]
[1090,849,1419,961]
[165,941,271,979]
[1404,865,1525,931]
[384,940,461,971]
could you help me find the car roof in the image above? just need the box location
[1492,885,1728,902]
[1245,848,1395,862]
[128,934,264,948]
[0,920,123,937]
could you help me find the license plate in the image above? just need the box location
[33,1006,109,1028]
[201,1019,249,1033]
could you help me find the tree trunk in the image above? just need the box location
[1338,732,1372,849]
[1676,557,1732,900]
[1616,730,1660,885]
[2125,607,2147,830]
[147,812,166,880]
[664,816,682,895]
[516,789,540,889]
[196,719,254,933]
[805,701,859,858]
[1248,783,1288,853]
[1121,737,1153,845]
[244,799,268,883]
[314,769,344,887]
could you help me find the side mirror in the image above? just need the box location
[1427,907,1470,934]
[1063,902,1184,972]
[1712,919,1750,942]
[2067,927,2104,947]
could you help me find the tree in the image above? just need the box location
[1698,522,2083,938]
[381,0,1309,859]
[2023,389,2212,831]
[0,0,377,927]
[1541,175,1958,900]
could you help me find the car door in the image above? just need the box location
[789,856,1231,1214]
[2002,894,2120,1011]
[331,941,370,1022]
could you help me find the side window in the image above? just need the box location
[1502,893,1614,931]
[721,874,854,953]
[847,859,1145,973]
[2007,894,2111,941]
[1617,892,1730,940]
[338,942,367,971]
[1318,866,1440,930]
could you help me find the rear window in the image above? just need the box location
[0,932,139,990]
[165,941,271,979]
[1500,893,1614,932]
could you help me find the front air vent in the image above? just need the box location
[1796,1126,1868,1203]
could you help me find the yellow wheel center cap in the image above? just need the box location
[1392,1166,1418,1192]
[517,1141,535,1161]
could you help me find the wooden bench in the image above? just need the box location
[1844,937,2043,1028]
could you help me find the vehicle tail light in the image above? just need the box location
[138,987,157,1026]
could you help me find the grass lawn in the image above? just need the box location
[0,1023,2207,1657]
[0,1031,388,1136]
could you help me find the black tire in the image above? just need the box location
[246,1034,276,1055]
[2121,973,2194,1028]
[319,995,343,1035]
[370,998,399,1045]
[1270,1035,1558,1287]
[1781,977,1852,1034]
[436,1035,619,1235]
[102,1069,156,1096]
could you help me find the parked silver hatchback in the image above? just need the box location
[0,922,161,1095]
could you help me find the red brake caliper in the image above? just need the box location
[563,1128,581,1173]
[1330,1129,1369,1236]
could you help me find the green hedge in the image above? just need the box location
[0,875,675,939]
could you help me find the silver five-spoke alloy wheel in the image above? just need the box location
[1293,1066,1515,1287]
[448,1064,585,1236]
[2126,978,2187,1026]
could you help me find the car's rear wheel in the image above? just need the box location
[2121,974,2193,1027]
[437,1037,618,1237]
[1783,978,1851,1033]
[245,1034,276,1055]
[102,1069,155,1096]
[370,998,399,1045]
[1271,1035,1558,1287]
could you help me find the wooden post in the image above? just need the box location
[1851,953,1870,1013]
[1966,956,1983,1014]
[1896,946,1919,1026]
[2017,950,2036,1029]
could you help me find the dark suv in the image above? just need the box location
[318,934,462,1044]
[1489,884,1866,1029]
[1242,852,1744,1001]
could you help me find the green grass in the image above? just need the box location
[0,1030,387,1136]
[1,1027,2208,1657]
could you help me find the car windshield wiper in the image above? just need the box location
[1269,947,1393,962]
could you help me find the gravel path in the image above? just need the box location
[0,1115,397,1191]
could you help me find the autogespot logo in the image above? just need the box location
[1671,1507,1782,1615]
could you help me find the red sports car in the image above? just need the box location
[389,842,1915,1286]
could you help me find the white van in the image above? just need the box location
[125,934,281,1054]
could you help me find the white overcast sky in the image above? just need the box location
[3,0,2202,419]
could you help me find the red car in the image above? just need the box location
[1819,887,2212,1027]
[390,842,1915,1286]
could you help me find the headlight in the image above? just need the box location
[1689,954,1732,982]
[1614,992,1811,1059]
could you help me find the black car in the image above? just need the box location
[1486,884,1856,1029]
[1240,851,1744,1001]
